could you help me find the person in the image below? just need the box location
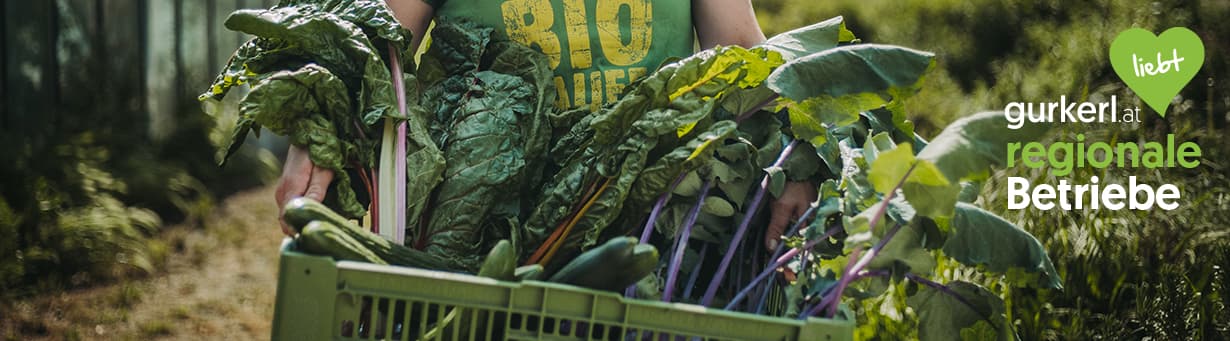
[275,0,816,252]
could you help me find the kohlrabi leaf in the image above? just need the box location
[906,280,1016,341]
[768,44,934,102]
[768,44,933,148]
[867,221,936,276]
[866,142,955,218]
[917,111,1049,184]
[941,203,1063,289]
[762,16,857,60]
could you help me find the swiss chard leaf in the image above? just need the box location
[238,65,368,217]
[524,46,786,270]
[412,22,556,272]
[201,0,415,219]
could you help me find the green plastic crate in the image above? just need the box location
[272,238,855,340]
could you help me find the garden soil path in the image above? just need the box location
[5,185,283,340]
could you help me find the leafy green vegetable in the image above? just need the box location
[411,21,555,272]
[201,0,417,219]
[762,16,858,60]
[906,280,1015,341]
[522,46,785,271]
[942,203,1062,289]
[768,44,934,147]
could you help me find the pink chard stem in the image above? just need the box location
[388,43,409,244]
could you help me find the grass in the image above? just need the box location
[138,320,174,338]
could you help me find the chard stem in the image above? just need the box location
[388,43,409,244]
[701,140,798,307]
[681,243,709,299]
[663,180,712,302]
[727,215,840,311]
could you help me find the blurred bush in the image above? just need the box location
[0,2,279,297]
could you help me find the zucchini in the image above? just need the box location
[547,237,659,292]
[288,198,447,269]
[477,240,517,281]
[515,265,544,281]
[298,221,387,265]
[282,197,354,234]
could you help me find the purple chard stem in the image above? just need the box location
[821,222,903,318]
[638,174,687,243]
[801,269,890,318]
[701,140,799,307]
[626,173,688,297]
[663,180,711,302]
[727,205,830,310]
[755,205,822,313]
[681,243,709,300]
[812,161,918,318]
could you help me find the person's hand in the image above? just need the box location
[765,180,817,251]
[275,144,334,235]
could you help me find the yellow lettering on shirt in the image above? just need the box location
[589,71,603,111]
[571,72,589,109]
[596,0,651,66]
[501,0,562,68]
[500,0,654,109]
[553,76,569,109]
[627,67,646,84]
[555,66,647,110]
[602,68,626,104]
[562,0,592,68]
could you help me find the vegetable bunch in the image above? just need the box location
[200,0,419,219]
[206,2,1062,338]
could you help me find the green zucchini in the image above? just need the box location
[477,240,517,281]
[547,237,659,292]
[298,221,388,265]
[515,265,544,281]
[288,198,447,269]
[282,197,354,234]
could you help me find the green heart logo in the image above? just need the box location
[1109,27,1204,117]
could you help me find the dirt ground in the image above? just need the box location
[3,186,284,340]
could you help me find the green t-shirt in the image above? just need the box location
[421,0,695,110]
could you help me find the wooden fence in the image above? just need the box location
[2,0,278,145]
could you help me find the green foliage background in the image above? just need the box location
[755,0,1229,339]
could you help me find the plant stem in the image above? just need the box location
[638,173,687,243]
[701,140,799,307]
[626,173,685,297]
[388,43,409,244]
[808,161,918,317]
[681,243,709,300]
[818,222,903,318]
[904,273,990,324]
[663,180,712,302]
[727,206,830,310]
[801,269,890,318]
[734,94,780,123]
